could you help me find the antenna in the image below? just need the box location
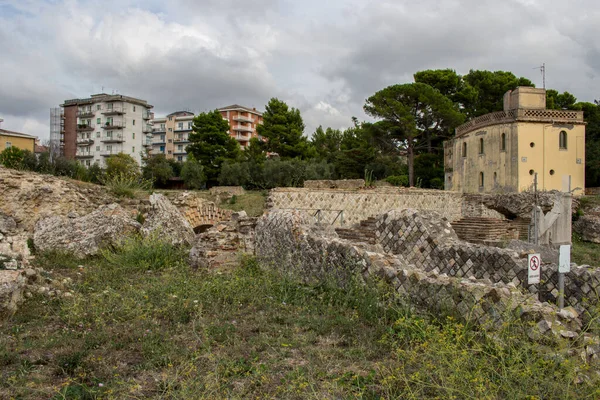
[533,63,546,89]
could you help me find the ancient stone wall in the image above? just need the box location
[255,210,585,340]
[160,191,232,229]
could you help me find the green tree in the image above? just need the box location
[187,110,241,185]
[142,154,174,186]
[546,90,578,110]
[364,83,464,186]
[334,121,377,179]
[105,153,140,180]
[243,137,267,164]
[181,156,206,190]
[578,101,600,187]
[0,146,25,169]
[311,126,342,163]
[257,98,315,159]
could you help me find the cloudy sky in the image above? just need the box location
[0,0,598,140]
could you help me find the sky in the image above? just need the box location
[0,0,599,141]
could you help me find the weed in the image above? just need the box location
[101,233,187,271]
[102,172,152,198]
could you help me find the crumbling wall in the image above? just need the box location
[254,210,585,340]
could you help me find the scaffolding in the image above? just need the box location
[49,107,64,160]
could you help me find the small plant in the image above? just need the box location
[26,238,35,255]
[136,211,146,225]
[102,172,152,198]
[386,175,409,187]
[101,233,187,271]
[228,195,238,205]
[364,168,375,187]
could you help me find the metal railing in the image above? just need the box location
[278,208,345,225]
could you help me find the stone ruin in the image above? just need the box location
[254,208,600,356]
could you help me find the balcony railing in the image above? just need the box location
[77,110,94,118]
[143,139,153,147]
[101,134,124,143]
[76,124,94,131]
[142,125,153,133]
[76,138,95,145]
[75,151,94,158]
[143,111,152,120]
[102,121,124,129]
[101,151,122,157]
[233,115,253,123]
[233,124,253,132]
[153,127,166,133]
[174,126,192,132]
[102,107,125,115]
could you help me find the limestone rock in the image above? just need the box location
[482,191,558,219]
[0,212,17,234]
[142,193,195,246]
[0,270,26,316]
[573,215,600,244]
[34,204,141,257]
[505,239,559,264]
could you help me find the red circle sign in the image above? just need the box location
[530,256,540,271]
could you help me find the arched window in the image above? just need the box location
[479,138,484,154]
[462,142,467,157]
[479,172,484,187]
[501,133,506,151]
[559,131,568,149]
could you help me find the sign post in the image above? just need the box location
[558,245,571,310]
[528,253,541,285]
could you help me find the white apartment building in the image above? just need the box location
[61,94,153,167]
[152,111,194,162]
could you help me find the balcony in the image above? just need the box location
[102,106,125,115]
[143,110,152,120]
[76,138,95,146]
[233,115,253,123]
[143,139,153,147]
[153,127,166,133]
[76,124,94,132]
[142,125,153,133]
[233,124,253,132]
[174,136,189,143]
[77,110,94,118]
[102,121,124,129]
[174,150,187,155]
[75,151,94,158]
[101,134,124,143]
[174,126,192,132]
[101,151,122,157]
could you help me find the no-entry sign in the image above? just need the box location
[528,253,541,285]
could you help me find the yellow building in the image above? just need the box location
[1,128,37,153]
[444,87,585,195]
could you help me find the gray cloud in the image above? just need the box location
[0,0,598,141]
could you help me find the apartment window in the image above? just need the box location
[168,150,172,154]
[160,123,165,130]
[168,116,173,121]
[462,142,467,157]
[160,145,165,152]
[132,132,135,139]
[107,131,113,138]
[96,146,100,151]
[133,106,136,112]
[160,135,165,142]
[178,122,183,130]
[107,117,113,125]
[97,118,101,125]
[479,172,484,187]
[501,133,506,151]
[168,139,173,143]
[479,138,484,154]
[86,132,90,139]
[168,128,173,132]
[559,130,568,149]
[96,104,101,111]
[96,132,101,138]
[177,156,183,162]
[133,120,136,126]
[5,141,12,149]
[178,145,183,151]
[106,145,112,152]
[132,146,135,153]
[107,103,113,110]
[187,122,192,129]
[86,160,91,167]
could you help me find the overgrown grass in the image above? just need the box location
[103,173,152,198]
[572,232,600,267]
[0,237,598,398]
[217,191,267,217]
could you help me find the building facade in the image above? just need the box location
[59,94,153,167]
[218,105,263,148]
[152,111,194,162]
[444,87,585,194]
[0,128,36,152]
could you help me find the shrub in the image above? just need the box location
[181,157,206,189]
[430,177,444,189]
[386,175,409,187]
[142,154,174,187]
[219,162,250,187]
[102,172,152,198]
[105,153,140,180]
[21,150,38,171]
[36,152,53,174]
[87,163,104,184]
[101,233,187,271]
[0,146,25,169]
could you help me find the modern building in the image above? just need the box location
[0,128,36,152]
[444,87,585,194]
[151,111,195,162]
[218,104,263,148]
[58,93,153,167]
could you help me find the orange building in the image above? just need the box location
[218,105,263,148]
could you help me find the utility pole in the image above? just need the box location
[533,173,539,245]
[533,64,546,89]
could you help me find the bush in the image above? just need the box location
[219,162,251,187]
[36,152,53,174]
[386,175,409,187]
[105,153,140,180]
[0,147,25,169]
[102,172,152,198]
[430,177,444,189]
[101,233,187,271]
[142,154,174,187]
[87,163,104,184]
[21,150,38,171]
[181,158,206,190]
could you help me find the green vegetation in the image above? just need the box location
[217,191,267,217]
[1,236,599,398]
[102,172,152,198]
[572,233,600,266]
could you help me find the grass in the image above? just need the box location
[0,236,599,399]
[103,173,152,199]
[572,233,600,266]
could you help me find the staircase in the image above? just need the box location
[450,217,513,244]
[335,217,378,245]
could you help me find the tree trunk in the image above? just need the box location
[407,144,414,187]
